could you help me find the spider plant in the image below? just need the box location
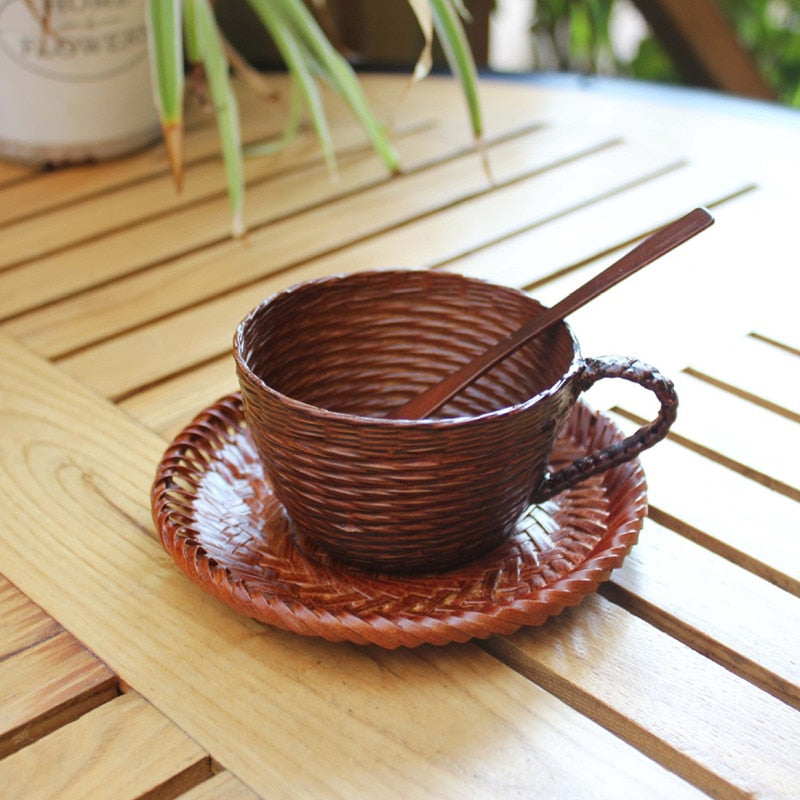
[146,0,482,237]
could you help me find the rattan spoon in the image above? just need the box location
[388,206,714,420]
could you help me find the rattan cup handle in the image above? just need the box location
[532,356,677,502]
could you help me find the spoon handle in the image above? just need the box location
[388,207,714,420]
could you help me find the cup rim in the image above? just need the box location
[233,269,583,427]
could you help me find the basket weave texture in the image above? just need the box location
[151,394,647,648]
[234,270,581,573]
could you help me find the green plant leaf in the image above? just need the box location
[271,0,401,173]
[246,0,338,176]
[430,0,482,139]
[188,0,245,237]
[244,76,304,158]
[145,0,184,188]
[182,0,200,64]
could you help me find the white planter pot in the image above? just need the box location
[0,0,159,165]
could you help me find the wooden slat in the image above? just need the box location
[618,371,800,498]
[176,772,261,800]
[604,519,800,709]
[683,334,800,421]
[486,591,800,799]
[2,123,622,349]
[0,575,60,657]
[751,320,800,358]
[118,356,237,440]
[0,332,707,799]
[527,187,786,379]
[0,630,117,759]
[0,126,394,316]
[449,162,751,289]
[0,71,426,233]
[608,413,800,596]
[0,691,211,800]
[0,109,429,278]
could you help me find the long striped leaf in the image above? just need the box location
[246,0,337,176]
[145,0,184,188]
[431,0,482,139]
[188,0,245,237]
[272,0,401,173]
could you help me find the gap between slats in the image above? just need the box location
[611,390,800,597]
[93,172,746,407]
[0,73,565,282]
[603,363,800,599]
[481,590,800,800]
[48,141,653,364]
[597,519,800,712]
[0,72,397,236]
[0,117,432,275]
[0,690,214,800]
[0,577,120,759]
[0,72,491,233]
[683,366,800,423]
[0,123,613,323]
[615,406,800,503]
[751,332,800,358]
[0,111,290,232]
[0,578,226,797]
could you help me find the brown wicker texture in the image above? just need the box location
[233,270,674,573]
[151,394,647,648]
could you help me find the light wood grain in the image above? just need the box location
[0,691,211,799]
[683,334,800,420]
[0,630,117,759]
[2,72,800,800]
[487,591,800,799]
[0,575,61,657]
[605,518,800,708]
[607,411,800,596]
[0,111,430,284]
[617,370,800,499]
[118,355,237,440]
[176,771,261,800]
[0,333,706,799]
[2,123,622,353]
[450,161,752,290]
[530,184,796,380]
[0,75,556,321]
[52,142,681,399]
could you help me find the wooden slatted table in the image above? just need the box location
[1,73,798,799]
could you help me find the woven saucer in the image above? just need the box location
[152,394,647,648]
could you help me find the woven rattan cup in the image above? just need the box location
[234,270,676,573]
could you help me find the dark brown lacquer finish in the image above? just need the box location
[232,269,674,573]
[151,395,647,648]
[390,207,713,419]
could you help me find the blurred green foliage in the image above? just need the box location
[531,0,800,106]
[718,0,800,105]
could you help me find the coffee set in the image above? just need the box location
[151,210,712,647]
